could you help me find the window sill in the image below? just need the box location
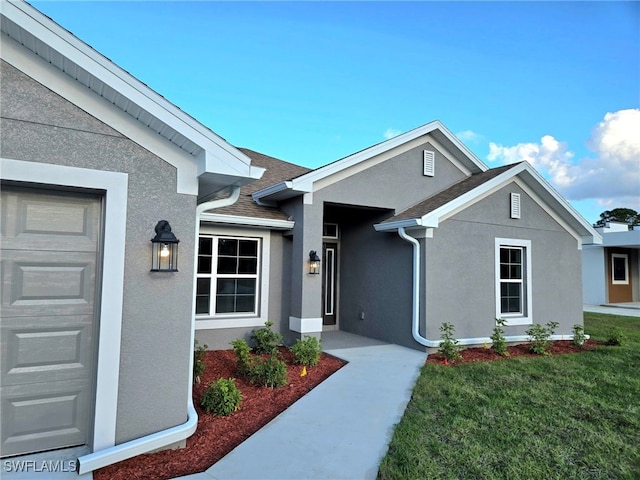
[501,315,532,326]
[195,316,267,330]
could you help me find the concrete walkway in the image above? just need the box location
[583,304,640,317]
[175,332,426,480]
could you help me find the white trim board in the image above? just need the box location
[199,213,294,230]
[1,157,128,452]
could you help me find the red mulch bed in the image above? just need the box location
[426,339,605,365]
[94,348,346,480]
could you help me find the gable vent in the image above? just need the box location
[510,193,521,219]
[423,150,435,177]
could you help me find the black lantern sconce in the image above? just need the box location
[151,220,179,272]
[308,250,321,275]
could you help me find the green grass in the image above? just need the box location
[378,313,640,480]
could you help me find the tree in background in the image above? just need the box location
[594,208,640,228]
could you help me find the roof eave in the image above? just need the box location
[3,1,261,189]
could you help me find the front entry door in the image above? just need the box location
[1,185,101,457]
[608,250,633,303]
[322,243,338,325]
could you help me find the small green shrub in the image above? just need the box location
[249,355,289,388]
[201,378,242,416]
[251,321,283,355]
[605,326,625,346]
[490,318,509,357]
[572,324,586,348]
[193,340,208,384]
[291,336,322,366]
[438,322,462,362]
[526,321,559,355]
[230,338,253,376]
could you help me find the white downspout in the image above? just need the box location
[77,186,241,475]
[397,227,580,350]
[398,227,440,348]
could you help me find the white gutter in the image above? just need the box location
[77,186,242,475]
[396,227,583,350]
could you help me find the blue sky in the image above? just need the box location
[31,1,640,224]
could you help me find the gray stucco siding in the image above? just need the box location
[314,141,468,213]
[2,61,196,444]
[423,182,583,342]
[338,213,416,348]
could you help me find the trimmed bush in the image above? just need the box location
[606,326,625,346]
[490,318,509,357]
[201,378,242,416]
[572,324,586,348]
[525,321,559,355]
[230,338,253,376]
[438,322,462,362]
[249,355,288,388]
[251,321,283,355]
[291,335,322,366]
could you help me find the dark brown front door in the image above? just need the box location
[608,250,633,303]
[322,243,337,325]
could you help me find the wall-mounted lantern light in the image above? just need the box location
[151,220,179,272]
[308,250,321,275]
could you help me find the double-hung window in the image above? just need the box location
[196,236,260,317]
[495,238,532,325]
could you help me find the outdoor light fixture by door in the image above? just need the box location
[308,250,321,275]
[151,220,179,272]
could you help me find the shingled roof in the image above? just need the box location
[212,148,311,221]
[381,163,520,224]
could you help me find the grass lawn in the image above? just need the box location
[378,312,640,480]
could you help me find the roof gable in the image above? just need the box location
[376,161,602,245]
[252,121,488,205]
[1,1,263,195]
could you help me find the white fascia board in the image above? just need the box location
[373,218,422,232]
[199,213,295,230]
[4,1,255,181]
[251,181,311,206]
[434,123,488,172]
[517,163,602,244]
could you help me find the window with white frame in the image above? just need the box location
[495,238,532,325]
[196,236,260,316]
[611,253,629,285]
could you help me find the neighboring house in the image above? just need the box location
[194,125,602,353]
[583,222,640,305]
[0,1,263,474]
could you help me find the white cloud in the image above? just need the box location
[487,109,640,212]
[456,129,483,143]
[383,128,402,140]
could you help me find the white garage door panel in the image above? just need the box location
[1,252,96,317]
[0,189,101,252]
[1,316,93,386]
[1,380,89,457]
[1,186,101,458]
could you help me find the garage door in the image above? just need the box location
[1,185,102,457]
